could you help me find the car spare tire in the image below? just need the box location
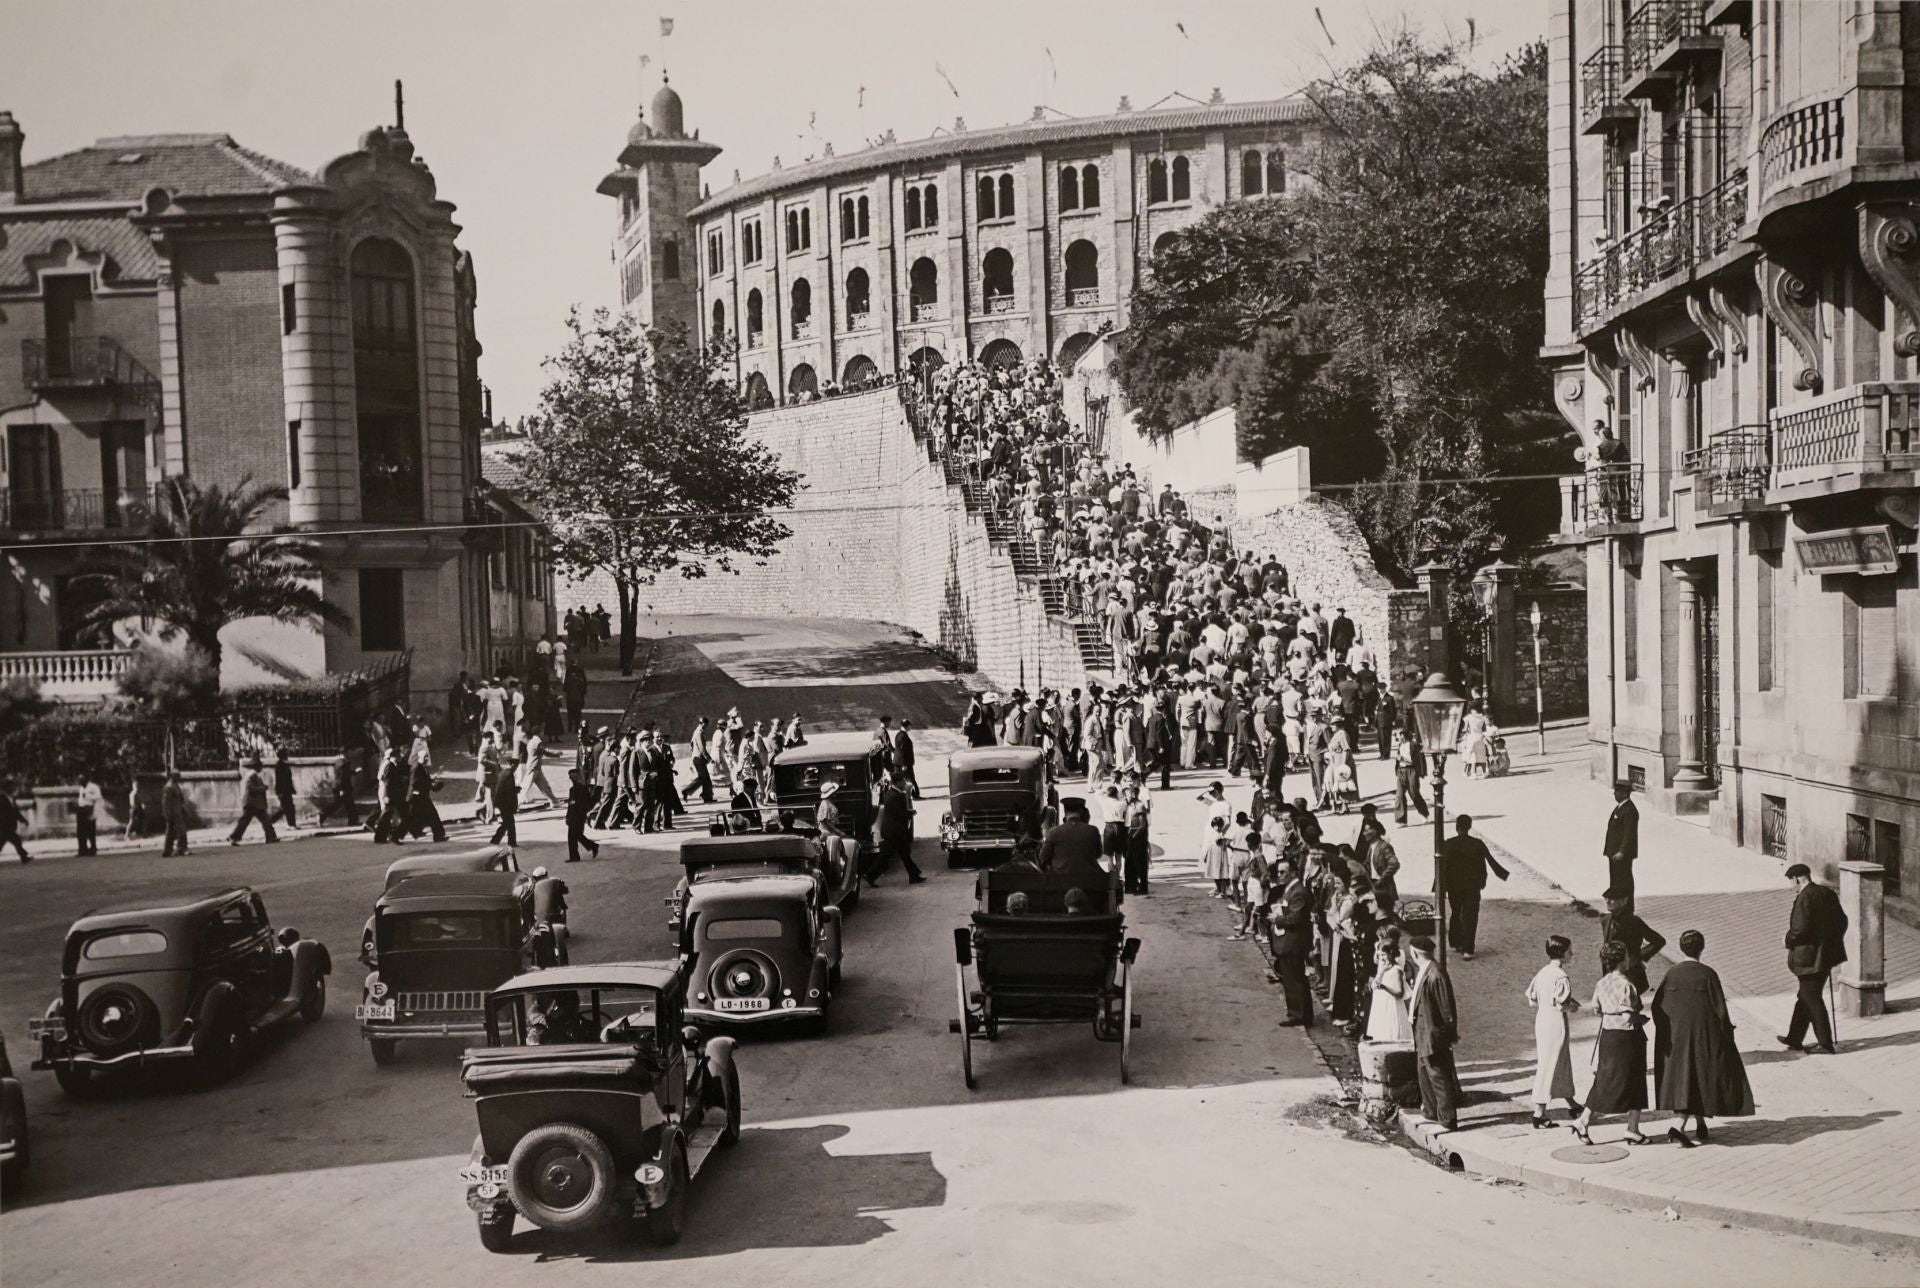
[75,984,155,1056]
[506,1123,619,1233]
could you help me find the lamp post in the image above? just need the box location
[1529,601,1546,757]
[1411,671,1469,966]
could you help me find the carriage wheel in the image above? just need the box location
[954,960,976,1090]
[1119,967,1134,1085]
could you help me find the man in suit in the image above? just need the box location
[1328,607,1356,664]
[874,769,925,885]
[1779,863,1847,1054]
[1437,814,1510,959]
[1270,860,1314,1028]
[1038,799,1107,889]
[1603,781,1639,910]
[564,768,599,863]
[892,720,919,799]
[1407,935,1462,1129]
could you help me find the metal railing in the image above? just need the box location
[1581,47,1629,131]
[1760,96,1847,194]
[21,337,157,397]
[1573,169,1746,329]
[1581,463,1644,526]
[1625,0,1705,78]
[1,484,164,533]
[1683,425,1770,507]
[1695,167,1748,259]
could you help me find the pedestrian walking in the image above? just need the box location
[564,768,599,863]
[161,770,192,856]
[563,661,587,732]
[1122,780,1152,895]
[1778,862,1847,1054]
[1525,935,1582,1127]
[270,748,300,829]
[1572,940,1650,1145]
[318,749,359,827]
[1437,815,1510,959]
[1392,730,1429,825]
[519,731,559,810]
[228,757,279,845]
[407,758,448,842]
[1407,935,1462,1129]
[1654,929,1754,1146]
[874,770,924,884]
[1364,925,1412,1042]
[0,777,30,863]
[372,749,409,843]
[684,717,715,804]
[73,771,104,855]
[892,719,919,799]
[1602,781,1639,910]
[491,757,520,847]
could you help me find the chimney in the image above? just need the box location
[0,112,23,205]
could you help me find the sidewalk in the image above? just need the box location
[1400,726,1920,1257]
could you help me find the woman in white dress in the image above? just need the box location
[1365,925,1413,1042]
[1458,705,1492,778]
[1526,934,1583,1126]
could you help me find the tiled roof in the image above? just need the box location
[690,97,1315,216]
[20,134,315,204]
[0,214,161,288]
[481,449,526,491]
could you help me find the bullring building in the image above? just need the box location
[601,80,1317,401]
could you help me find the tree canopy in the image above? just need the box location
[515,311,804,672]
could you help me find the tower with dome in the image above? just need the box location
[596,74,720,340]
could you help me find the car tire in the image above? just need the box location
[1,1083,28,1195]
[506,1123,619,1234]
[75,984,155,1057]
[642,1144,689,1246]
[369,1038,399,1067]
[477,1211,515,1253]
[196,1013,243,1089]
[299,975,326,1023]
[52,1062,93,1099]
[717,1063,742,1147]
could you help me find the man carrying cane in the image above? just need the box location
[1778,863,1846,1054]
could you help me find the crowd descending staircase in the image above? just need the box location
[898,388,1116,675]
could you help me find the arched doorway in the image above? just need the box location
[843,354,879,385]
[979,339,1022,370]
[907,346,944,394]
[788,363,819,399]
[1057,331,1098,373]
[745,371,774,410]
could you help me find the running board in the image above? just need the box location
[685,1123,725,1181]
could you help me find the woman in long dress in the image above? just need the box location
[1573,940,1651,1145]
[1458,706,1492,778]
[1652,929,1755,1147]
[1364,926,1412,1042]
[1201,817,1235,898]
[1526,935,1583,1127]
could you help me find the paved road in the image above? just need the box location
[2,617,1910,1286]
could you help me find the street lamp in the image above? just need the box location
[1411,671,1469,966]
[1529,601,1546,757]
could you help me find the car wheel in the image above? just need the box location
[1,1083,28,1196]
[506,1123,619,1234]
[642,1144,689,1246]
[369,1038,399,1067]
[196,1016,243,1089]
[299,975,326,1023]
[52,1062,93,1099]
[718,1063,742,1147]
[477,1210,515,1253]
[75,985,155,1057]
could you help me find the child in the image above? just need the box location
[1202,815,1234,899]
[1231,830,1270,940]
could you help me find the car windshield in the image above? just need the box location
[493,985,662,1047]
[382,912,511,950]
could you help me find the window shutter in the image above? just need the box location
[1756,552,1774,691]
[1859,576,1897,697]
[1842,585,1860,698]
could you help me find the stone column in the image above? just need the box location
[1414,559,1453,678]
[1838,861,1887,1018]
[1474,559,1521,722]
[1671,562,1713,789]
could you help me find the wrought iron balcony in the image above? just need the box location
[1695,168,1748,260]
[1759,96,1847,198]
[1580,47,1638,136]
[1683,425,1770,510]
[0,483,165,535]
[1770,382,1920,493]
[1580,463,1644,530]
[1573,169,1747,331]
[23,336,158,401]
[1623,1,1717,102]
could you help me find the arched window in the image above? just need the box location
[800,207,811,248]
[998,173,1016,218]
[845,267,870,320]
[1060,166,1080,211]
[843,354,879,385]
[924,182,939,225]
[910,257,939,314]
[1057,331,1098,372]
[1267,152,1286,194]
[1081,164,1100,208]
[905,186,923,231]
[982,248,1014,308]
[1148,158,1169,204]
[745,371,773,409]
[350,238,421,522]
[1064,240,1098,300]
[841,197,856,242]
[790,278,812,331]
[662,237,680,280]
[908,346,944,389]
[976,174,995,222]
[1153,231,1179,259]
[857,196,870,239]
[1242,149,1264,195]
[788,363,818,398]
[979,338,1023,369]
[711,299,725,340]
[746,288,764,341]
[785,210,799,253]
[1172,155,1191,201]
[750,222,763,262]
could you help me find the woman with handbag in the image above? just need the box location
[1573,940,1651,1145]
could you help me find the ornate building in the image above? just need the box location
[1543,1,1918,908]
[0,113,495,719]
[600,84,1317,400]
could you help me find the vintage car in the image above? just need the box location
[769,733,877,857]
[458,962,740,1251]
[363,846,527,962]
[668,833,858,930]
[680,869,842,1033]
[1,1036,27,1196]
[357,872,548,1066]
[940,746,1049,867]
[28,887,330,1095]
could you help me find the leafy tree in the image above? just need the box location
[72,477,351,677]
[0,677,50,740]
[517,311,804,674]
[117,642,219,717]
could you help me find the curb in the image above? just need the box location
[1398,1107,1920,1258]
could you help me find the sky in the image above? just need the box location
[7,0,1543,422]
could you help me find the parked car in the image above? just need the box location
[1,1037,27,1196]
[940,746,1049,867]
[668,833,858,931]
[364,846,528,963]
[769,734,876,857]
[28,887,330,1094]
[680,868,841,1033]
[458,962,740,1252]
[357,873,546,1067]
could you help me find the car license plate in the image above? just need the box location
[356,1002,396,1021]
[714,998,770,1012]
[458,1164,510,1185]
[27,1018,65,1042]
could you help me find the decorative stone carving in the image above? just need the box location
[1684,292,1725,361]
[1858,202,1920,357]
[1614,324,1658,393]
[1551,367,1586,437]
[1708,282,1748,359]
[1755,255,1822,392]
[1663,347,1693,400]
[1587,337,1619,407]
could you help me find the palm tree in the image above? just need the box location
[71,476,352,677]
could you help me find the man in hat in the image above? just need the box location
[1602,781,1640,910]
[1779,862,1846,1054]
[1407,935,1462,1129]
[565,767,599,863]
[1270,858,1314,1027]
[874,769,925,885]
[490,756,521,847]
[685,717,715,804]
[229,755,279,845]
[1328,607,1355,665]
[1436,814,1509,959]
[892,719,919,799]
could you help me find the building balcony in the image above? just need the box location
[1561,464,1644,538]
[1580,47,1639,137]
[1,484,164,536]
[1623,1,1718,104]
[1683,424,1771,512]
[791,319,816,341]
[911,302,939,323]
[0,648,135,703]
[746,328,766,351]
[1769,381,1920,497]
[1572,169,1747,332]
[1702,0,1748,27]
[846,310,871,332]
[985,295,1015,315]
[22,337,160,406]
[1759,96,1847,203]
[1066,287,1101,308]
